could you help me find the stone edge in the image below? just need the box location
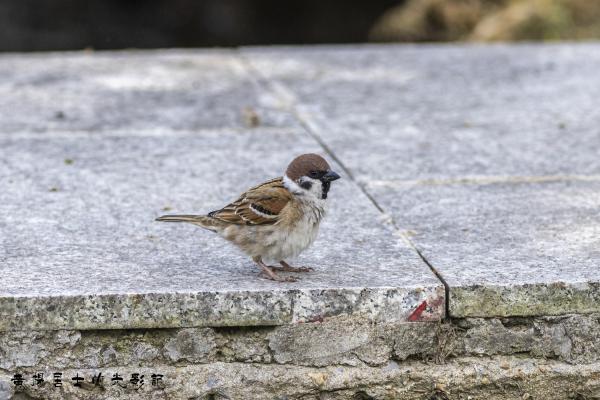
[0,285,445,331]
[450,280,600,318]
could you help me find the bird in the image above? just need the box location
[155,153,341,282]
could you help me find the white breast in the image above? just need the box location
[264,195,327,262]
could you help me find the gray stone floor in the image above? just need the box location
[245,43,600,318]
[1,43,599,330]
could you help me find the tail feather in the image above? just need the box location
[155,214,204,223]
[155,214,220,232]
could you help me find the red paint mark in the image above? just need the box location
[408,301,428,321]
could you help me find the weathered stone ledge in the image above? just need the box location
[0,286,444,332]
[2,353,600,399]
[2,313,600,398]
[450,281,600,318]
[4,313,600,371]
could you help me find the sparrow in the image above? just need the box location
[156,154,341,282]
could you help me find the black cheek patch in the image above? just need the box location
[300,181,312,190]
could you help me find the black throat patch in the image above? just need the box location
[321,181,331,199]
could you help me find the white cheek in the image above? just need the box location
[284,174,328,202]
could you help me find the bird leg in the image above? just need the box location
[270,260,314,273]
[253,257,298,282]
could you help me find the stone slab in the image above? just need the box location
[0,49,296,134]
[0,128,443,331]
[244,43,600,182]
[245,43,600,317]
[368,179,600,317]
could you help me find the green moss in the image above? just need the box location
[451,282,600,317]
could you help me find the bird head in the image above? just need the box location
[284,153,340,199]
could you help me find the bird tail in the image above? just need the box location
[155,214,221,232]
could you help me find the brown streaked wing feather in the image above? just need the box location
[209,177,291,225]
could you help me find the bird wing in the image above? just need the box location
[208,177,292,225]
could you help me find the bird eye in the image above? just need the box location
[309,170,320,178]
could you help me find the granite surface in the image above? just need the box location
[244,44,600,182]
[369,180,600,317]
[2,43,600,329]
[0,50,296,134]
[0,128,443,330]
[245,43,600,317]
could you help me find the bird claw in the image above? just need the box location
[270,265,314,273]
[259,271,298,282]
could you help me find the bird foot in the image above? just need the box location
[254,258,298,282]
[270,265,314,273]
[272,261,314,273]
[259,271,298,282]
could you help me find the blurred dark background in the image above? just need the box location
[2,0,600,52]
[0,0,399,51]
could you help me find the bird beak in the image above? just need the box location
[322,170,341,182]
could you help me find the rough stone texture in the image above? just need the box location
[0,127,442,331]
[0,318,436,372]
[2,357,600,399]
[452,313,600,364]
[3,313,600,398]
[245,43,600,318]
[266,317,436,367]
[0,376,10,400]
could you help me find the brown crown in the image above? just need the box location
[285,154,330,181]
